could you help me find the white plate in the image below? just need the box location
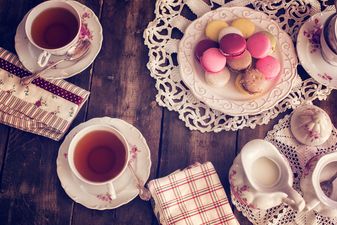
[15,0,103,79]
[297,11,337,89]
[56,117,151,210]
[178,7,298,116]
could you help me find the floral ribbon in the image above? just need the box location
[0,58,84,105]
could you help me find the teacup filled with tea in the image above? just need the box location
[67,125,130,199]
[25,0,81,67]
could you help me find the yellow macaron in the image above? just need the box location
[231,18,255,38]
[205,20,229,41]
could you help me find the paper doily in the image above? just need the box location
[144,0,333,132]
[231,113,337,225]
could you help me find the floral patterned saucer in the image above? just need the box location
[56,117,151,210]
[14,0,103,80]
[297,11,337,89]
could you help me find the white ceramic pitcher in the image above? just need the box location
[229,139,305,210]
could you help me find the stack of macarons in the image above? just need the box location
[194,18,281,96]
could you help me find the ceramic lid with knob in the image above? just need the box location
[290,104,332,146]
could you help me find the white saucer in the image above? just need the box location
[297,11,337,89]
[178,7,298,116]
[56,117,151,210]
[15,1,103,79]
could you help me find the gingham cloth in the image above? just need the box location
[148,162,239,225]
[0,48,89,141]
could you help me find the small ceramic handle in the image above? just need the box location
[107,182,117,200]
[37,51,51,67]
[305,198,320,211]
[282,187,306,212]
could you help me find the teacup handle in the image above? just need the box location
[107,182,117,200]
[37,51,51,67]
[282,186,306,212]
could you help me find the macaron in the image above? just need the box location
[259,31,277,52]
[231,18,255,38]
[194,39,219,61]
[200,48,227,73]
[205,67,231,88]
[227,50,252,72]
[218,26,243,42]
[219,33,246,58]
[205,20,229,41]
[236,68,269,94]
[247,32,271,59]
[256,56,281,80]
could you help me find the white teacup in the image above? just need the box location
[320,14,337,66]
[25,0,81,67]
[68,125,130,200]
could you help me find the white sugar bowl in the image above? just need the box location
[300,152,337,218]
[290,104,332,146]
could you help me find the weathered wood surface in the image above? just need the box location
[0,0,336,225]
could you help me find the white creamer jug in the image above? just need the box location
[229,139,305,210]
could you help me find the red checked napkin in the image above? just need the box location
[148,162,239,225]
[0,47,89,141]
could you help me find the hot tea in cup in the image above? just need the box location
[68,125,130,199]
[25,0,81,67]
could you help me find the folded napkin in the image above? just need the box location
[0,47,89,141]
[148,162,239,225]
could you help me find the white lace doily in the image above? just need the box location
[231,113,337,225]
[144,0,333,132]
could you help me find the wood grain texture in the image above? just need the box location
[0,0,96,224]
[70,0,161,225]
[0,125,9,181]
[0,0,336,225]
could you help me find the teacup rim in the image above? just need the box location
[67,124,130,186]
[24,0,82,51]
[312,152,337,207]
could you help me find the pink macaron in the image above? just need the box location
[194,39,219,61]
[200,48,227,73]
[219,33,246,58]
[247,32,271,59]
[256,56,281,80]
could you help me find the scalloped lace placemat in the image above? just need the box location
[144,0,333,132]
[230,113,337,225]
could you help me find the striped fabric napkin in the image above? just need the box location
[0,47,89,141]
[148,162,239,225]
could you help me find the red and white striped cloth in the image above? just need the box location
[0,48,89,140]
[148,162,239,225]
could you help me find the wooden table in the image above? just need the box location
[0,1,336,224]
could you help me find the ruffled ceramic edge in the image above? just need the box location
[143,0,333,132]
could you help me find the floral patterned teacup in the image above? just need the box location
[67,124,130,200]
[320,13,337,66]
[25,0,82,67]
[300,151,337,217]
[229,139,305,211]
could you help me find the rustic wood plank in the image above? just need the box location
[0,125,9,177]
[315,91,337,126]
[0,0,99,224]
[154,111,238,224]
[70,0,162,225]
